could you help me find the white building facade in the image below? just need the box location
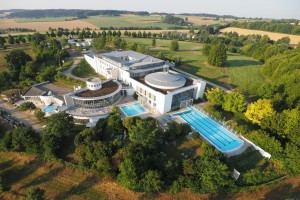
[85,50,206,114]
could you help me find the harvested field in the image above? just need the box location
[0,19,98,32]
[175,15,219,25]
[221,27,300,45]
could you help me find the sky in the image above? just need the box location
[1,0,299,19]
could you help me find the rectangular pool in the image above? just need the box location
[120,102,148,117]
[172,107,244,153]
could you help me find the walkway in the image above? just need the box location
[0,100,43,132]
[61,56,86,81]
[172,67,230,91]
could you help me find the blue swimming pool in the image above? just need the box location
[120,102,147,117]
[172,107,244,152]
[43,105,57,113]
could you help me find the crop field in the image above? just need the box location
[124,38,265,92]
[175,15,220,26]
[220,27,300,45]
[83,14,179,29]
[14,17,76,23]
[0,19,98,32]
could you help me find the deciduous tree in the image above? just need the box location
[245,99,276,124]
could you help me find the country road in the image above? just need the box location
[61,56,86,81]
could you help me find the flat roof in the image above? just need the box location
[98,50,164,68]
[75,80,119,98]
[22,86,44,97]
[22,82,72,101]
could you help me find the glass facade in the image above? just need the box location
[73,91,121,109]
[171,89,195,110]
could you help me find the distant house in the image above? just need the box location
[21,82,72,107]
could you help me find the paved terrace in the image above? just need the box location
[66,106,112,117]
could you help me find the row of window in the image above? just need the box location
[136,86,156,101]
[87,84,101,88]
[73,92,121,109]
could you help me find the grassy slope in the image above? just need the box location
[72,60,106,80]
[0,45,34,72]
[1,152,300,200]
[124,38,265,92]
[83,14,179,29]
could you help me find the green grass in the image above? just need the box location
[57,60,74,72]
[0,45,34,72]
[14,17,75,23]
[227,146,266,172]
[72,60,106,79]
[83,14,181,29]
[123,38,266,92]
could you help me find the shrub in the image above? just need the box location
[34,109,45,121]
[191,132,200,140]
[19,102,36,111]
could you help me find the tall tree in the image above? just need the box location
[205,87,225,106]
[245,99,276,125]
[208,43,227,67]
[222,92,246,113]
[5,50,32,80]
[152,38,156,47]
[170,39,179,51]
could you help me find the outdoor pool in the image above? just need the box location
[43,105,57,113]
[120,102,148,117]
[172,107,244,153]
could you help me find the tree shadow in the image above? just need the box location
[21,166,64,189]
[264,183,300,200]
[1,159,42,189]
[227,59,262,67]
[0,159,15,170]
[54,175,100,200]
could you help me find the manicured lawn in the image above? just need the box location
[124,38,266,93]
[83,14,180,29]
[0,45,34,72]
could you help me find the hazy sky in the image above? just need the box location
[1,0,299,19]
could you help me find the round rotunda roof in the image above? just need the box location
[145,72,186,90]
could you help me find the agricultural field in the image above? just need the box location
[1,152,300,200]
[14,17,76,23]
[83,14,180,29]
[220,27,300,45]
[0,45,34,72]
[124,38,265,92]
[0,18,98,32]
[175,15,221,26]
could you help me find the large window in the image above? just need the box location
[73,91,121,109]
[171,89,194,110]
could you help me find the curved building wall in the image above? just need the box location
[72,91,121,109]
